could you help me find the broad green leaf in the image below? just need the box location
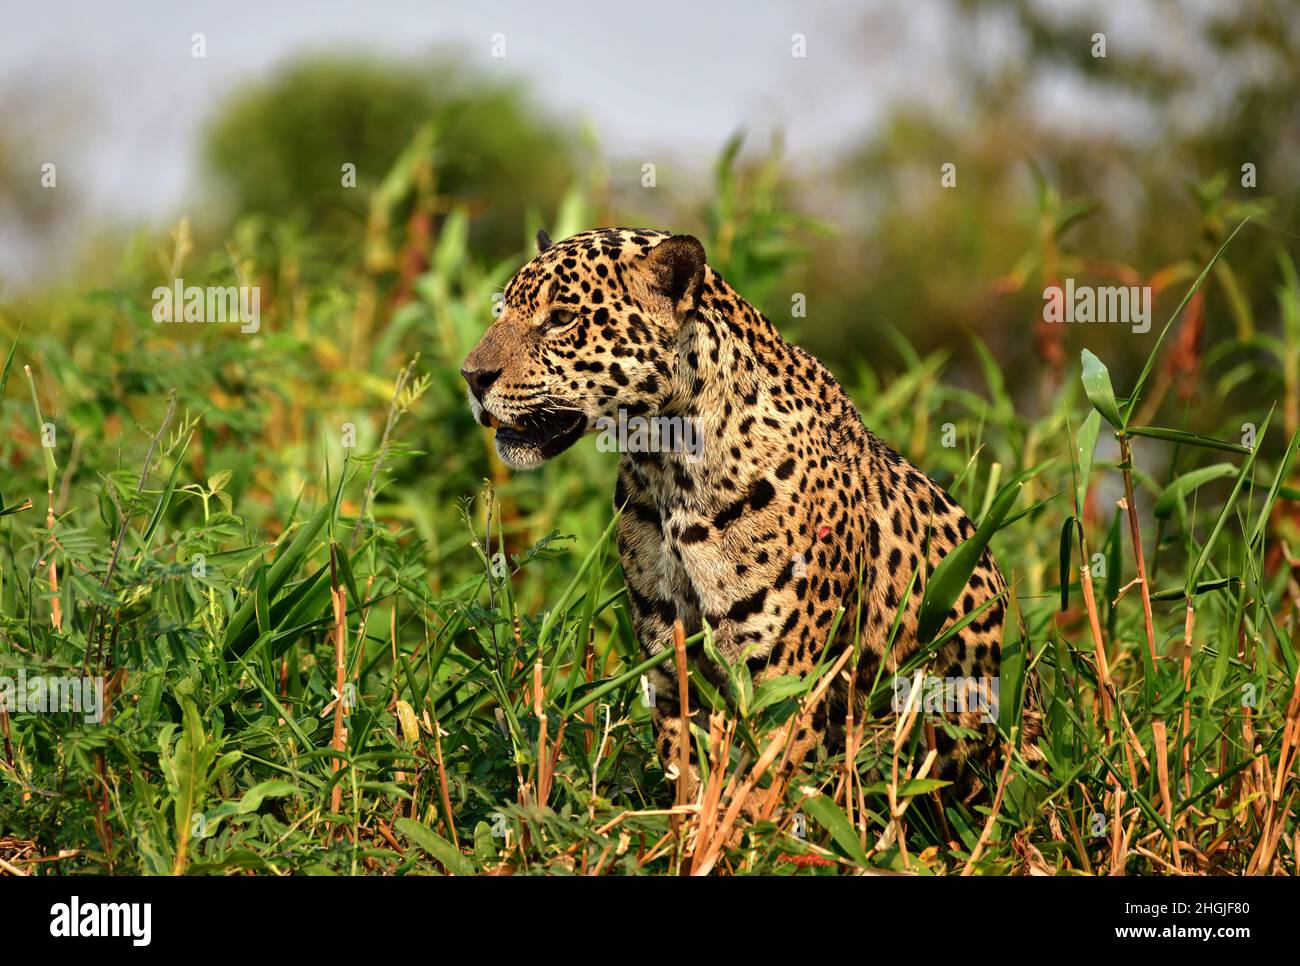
[224,502,330,655]
[917,482,1022,643]
[395,817,473,875]
[1059,517,1075,611]
[998,623,1028,735]
[751,673,813,714]
[1080,350,1123,429]
[1153,464,1238,519]
[801,794,870,867]
[201,780,299,836]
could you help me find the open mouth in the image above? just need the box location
[492,409,587,466]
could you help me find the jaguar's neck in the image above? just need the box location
[665,268,785,415]
[637,268,807,505]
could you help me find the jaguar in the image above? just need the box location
[462,227,1027,802]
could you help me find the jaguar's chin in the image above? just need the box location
[493,409,588,469]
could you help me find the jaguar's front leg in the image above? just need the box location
[614,466,704,800]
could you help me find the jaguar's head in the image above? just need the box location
[461,227,706,469]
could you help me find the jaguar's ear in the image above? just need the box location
[639,234,706,317]
[536,229,553,254]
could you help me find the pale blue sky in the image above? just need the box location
[3,1,896,218]
[0,0,1224,282]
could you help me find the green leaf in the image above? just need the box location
[801,794,870,867]
[395,817,474,875]
[999,625,1028,735]
[563,630,701,716]
[1059,517,1075,611]
[916,482,1022,643]
[1153,464,1238,519]
[687,668,728,716]
[138,431,193,554]
[1080,350,1123,429]
[1153,578,1239,601]
[0,495,32,518]
[536,509,621,657]
[862,777,951,796]
[0,329,19,401]
[1127,426,1250,455]
[24,364,58,490]
[255,565,271,639]
[751,673,813,714]
[1186,407,1272,595]
[1074,409,1101,516]
[1124,219,1250,421]
[332,541,363,614]
[223,503,330,656]
[1246,425,1300,548]
[158,692,238,875]
[201,780,299,836]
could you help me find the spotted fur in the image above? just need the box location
[463,228,1021,800]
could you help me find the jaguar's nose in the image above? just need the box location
[460,366,502,402]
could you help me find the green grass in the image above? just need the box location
[2,146,1299,875]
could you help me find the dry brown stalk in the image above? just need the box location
[671,621,692,829]
[689,643,855,876]
[0,693,13,769]
[328,547,348,819]
[431,716,459,850]
[1117,436,1180,871]
[961,740,1015,874]
[1180,601,1196,801]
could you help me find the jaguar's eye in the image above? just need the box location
[543,309,578,332]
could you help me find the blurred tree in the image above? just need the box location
[797,0,1300,411]
[202,52,579,257]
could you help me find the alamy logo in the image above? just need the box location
[1042,279,1151,334]
[152,278,261,333]
[49,897,151,946]
[891,673,1000,724]
[595,410,703,462]
[0,671,103,723]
